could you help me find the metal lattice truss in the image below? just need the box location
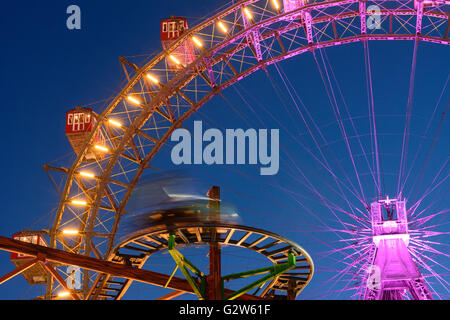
[45,0,449,297]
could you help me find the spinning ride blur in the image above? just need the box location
[120,172,241,238]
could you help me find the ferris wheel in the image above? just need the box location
[1,0,449,300]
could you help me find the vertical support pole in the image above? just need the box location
[207,186,221,300]
[303,10,313,44]
[286,278,297,300]
[360,0,367,35]
[416,0,424,35]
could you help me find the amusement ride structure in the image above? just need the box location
[0,0,449,300]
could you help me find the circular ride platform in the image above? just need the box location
[93,221,314,300]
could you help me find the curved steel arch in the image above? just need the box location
[47,0,450,298]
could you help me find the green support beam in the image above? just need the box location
[167,234,206,300]
[222,252,296,300]
[167,234,297,301]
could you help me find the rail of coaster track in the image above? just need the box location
[89,223,314,300]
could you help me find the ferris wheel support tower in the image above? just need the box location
[363,197,433,300]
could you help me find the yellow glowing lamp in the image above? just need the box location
[71,200,88,206]
[127,95,141,105]
[94,144,109,153]
[243,7,253,21]
[272,0,280,10]
[62,229,79,236]
[146,74,159,84]
[192,36,203,48]
[169,55,181,65]
[218,21,228,34]
[108,119,122,128]
[79,171,95,179]
[57,291,71,298]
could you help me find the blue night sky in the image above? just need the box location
[0,0,449,300]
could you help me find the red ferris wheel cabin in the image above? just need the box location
[10,232,48,285]
[65,107,96,135]
[161,16,189,42]
[65,107,106,161]
[160,16,195,69]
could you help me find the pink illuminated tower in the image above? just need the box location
[363,197,434,300]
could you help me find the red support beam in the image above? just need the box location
[0,236,261,300]
[0,258,38,285]
[156,290,185,300]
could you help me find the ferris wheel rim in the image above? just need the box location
[48,0,450,299]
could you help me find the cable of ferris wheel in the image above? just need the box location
[409,169,449,224]
[275,56,368,210]
[188,96,312,215]
[280,160,371,223]
[219,83,357,219]
[408,99,450,205]
[231,41,367,198]
[298,223,373,298]
[313,47,367,205]
[191,90,326,226]
[428,188,450,230]
[410,206,450,233]
[410,232,450,258]
[219,74,361,209]
[218,92,254,127]
[195,73,361,238]
[410,232,450,284]
[399,75,449,198]
[280,142,362,239]
[279,143,372,224]
[408,182,449,222]
[267,65,372,237]
[232,75,398,219]
[321,49,381,202]
[268,56,369,223]
[397,37,420,197]
[408,246,449,298]
[410,159,449,219]
[282,229,371,299]
[209,95,364,230]
[230,86,266,127]
[231,73,363,207]
[204,81,358,230]
[265,59,367,210]
[232,79,327,157]
[311,243,373,299]
[362,40,382,199]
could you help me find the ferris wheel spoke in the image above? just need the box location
[399,75,449,196]
[326,56,380,199]
[268,60,367,207]
[313,48,368,203]
[397,37,420,197]
[363,40,383,197]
